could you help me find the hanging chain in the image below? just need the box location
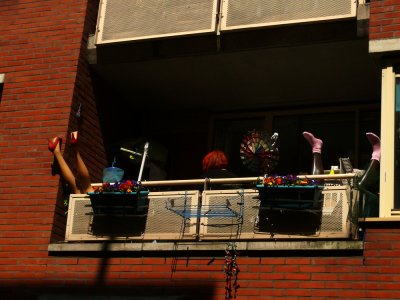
[224,242,240,299]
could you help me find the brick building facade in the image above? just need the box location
[0,0,400,299]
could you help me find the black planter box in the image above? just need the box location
[88,191,149,216]
[256,185,322,210]
[256,185,323,235]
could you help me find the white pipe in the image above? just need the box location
[297,173,356,180]
[91,173,357,187]
[140,177,262,187]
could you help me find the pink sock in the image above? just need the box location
[303,132,323,154]
[366,132,380,162]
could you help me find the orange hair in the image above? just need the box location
[202,150,229,172]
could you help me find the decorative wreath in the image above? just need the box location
[240,130,279,174]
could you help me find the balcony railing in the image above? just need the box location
[65,174,360,242]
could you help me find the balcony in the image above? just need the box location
[73,1,378,250]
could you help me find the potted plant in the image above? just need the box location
[88,180,149,216]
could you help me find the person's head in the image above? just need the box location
[202,150,229,172]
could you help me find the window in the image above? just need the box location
[211,106,380,177]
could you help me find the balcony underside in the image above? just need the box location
[90,20,380,111]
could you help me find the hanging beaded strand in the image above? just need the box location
[224,243,240,299]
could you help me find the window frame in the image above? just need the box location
[0,73,4,98]
[379,66,398,217]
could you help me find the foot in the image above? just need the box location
[48,136,62,153]
[303,132,323,154]
[366,132,381,162]
[70,131,78,146]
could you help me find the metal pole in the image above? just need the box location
[120,147,143,156]
[137,142,149,183]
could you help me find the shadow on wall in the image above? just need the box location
[0,283,216,300]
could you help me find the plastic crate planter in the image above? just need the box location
[88,190,149,216]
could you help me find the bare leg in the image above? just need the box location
[303,132,324,175]
[311,153,324,175]
[359,160,380,190]
[71,131,93,193]
[50,137,80,194]
[75,151,93,193]
[359,133,380,190]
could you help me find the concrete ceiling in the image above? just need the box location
[90,22,381,112]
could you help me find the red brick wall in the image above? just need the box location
[1,226,400,299]
[0,0,106,246]
[369,0,400,40]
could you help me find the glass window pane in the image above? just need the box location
[213,117,265,176]
[273,112,355,175]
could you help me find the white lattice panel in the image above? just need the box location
[220,0,357,31]
[96,0,219,44]
[200,189,260,240]
[65,191,199,241]
[253,185,353,239]
[65,186,356,242]
[320,185,351,236]
[147,191,198,240]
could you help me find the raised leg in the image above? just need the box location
[311,153,324,175]
[71,131,94,193]
[303,132,324,175]
[49,137,80,194]
[358,132,380,190]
